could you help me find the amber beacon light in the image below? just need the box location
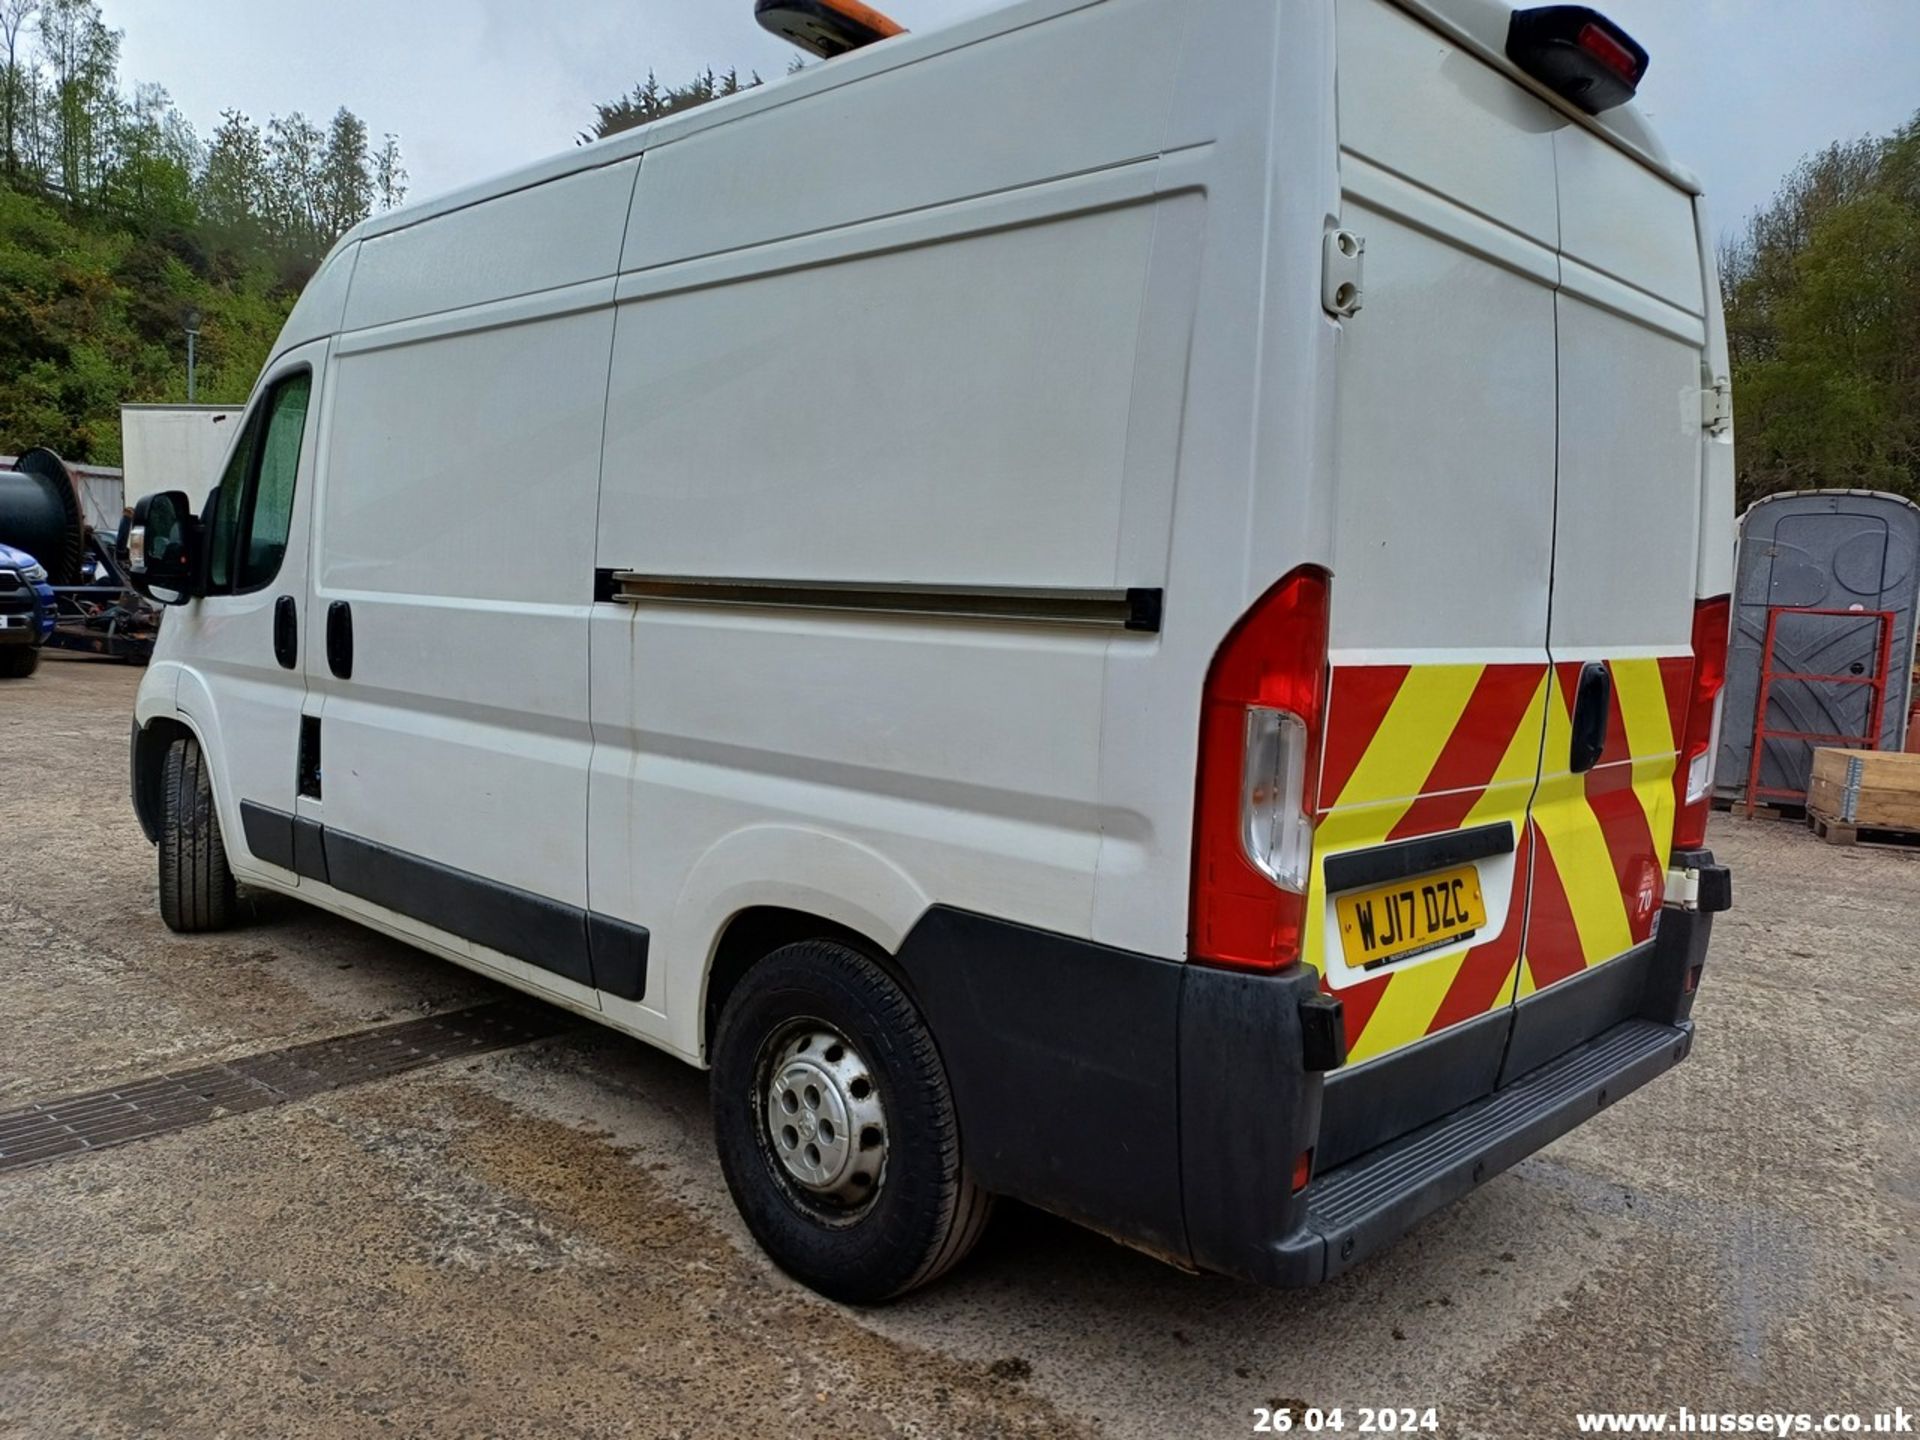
[755,0,907,58]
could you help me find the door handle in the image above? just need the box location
[273,595,298,670]
[1569,661,1612,774]
[326,600,354,680]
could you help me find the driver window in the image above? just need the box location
[205,369,312,595]
[203,410,258,593]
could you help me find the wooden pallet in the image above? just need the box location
[1807,810,1920,852]
[1807,749,1920,846]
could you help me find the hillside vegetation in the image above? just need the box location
[0,0,402,464]
[0,187,293,460]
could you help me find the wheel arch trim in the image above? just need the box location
[130,669,200,846]
[669,824,932,1061]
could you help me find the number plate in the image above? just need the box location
[1336,864,1488,970]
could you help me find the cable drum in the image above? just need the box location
[0,448,87,586]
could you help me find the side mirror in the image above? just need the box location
[122,490,200,605]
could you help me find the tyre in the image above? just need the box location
[158,734,237,933]
[711,940,993,1304]
[0,646,38,678]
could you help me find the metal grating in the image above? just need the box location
[0,1001,573,1175]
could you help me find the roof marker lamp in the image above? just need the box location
[755,0,906,59]
[1507,6,1649,114]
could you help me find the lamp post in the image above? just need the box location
[184,307,201,403]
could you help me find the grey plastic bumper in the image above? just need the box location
[1266,1014,1692,1286]
[1238,883,1722,1289]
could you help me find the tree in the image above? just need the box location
[36,0,117,201]
[105,80,195,224]
[1723,114,1920,507]
[372,131,405,211]
[582,65,761,143]
[0,0,35,177]
[193,107,397,265]
[264,109,322,255]
[199,108,264,239]
[2,0,399,257]
[318,106,369,236]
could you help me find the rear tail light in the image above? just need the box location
[1507,6,1649,114]
[1191,566,1331,973]
[1672,595,1732,850]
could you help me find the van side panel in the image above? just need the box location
[598,199,1156,586]
[619,0,1176,273]
[309,155,628,1011]
[271,244,358,364]
[305,158,639,978]
[342,160,639,330]
[587,0,1212,1052]
[316,301,613,914]
[589,199,1165,1036]
[1091,0,1344,960]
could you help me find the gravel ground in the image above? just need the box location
[1,656,1916,1439]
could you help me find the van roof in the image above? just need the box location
[338,0,1697,254]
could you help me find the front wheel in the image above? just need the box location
[0,646,39,678]
[158,734,237,933]
[711,940,992,1304]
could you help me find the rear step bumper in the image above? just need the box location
[1265,1016,1692,1286]
[893,853,1725,1290]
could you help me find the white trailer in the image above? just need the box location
[120,405,243,514]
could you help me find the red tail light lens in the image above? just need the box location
[1672,595,1731,850]
[1576,22,1640,84]
[1190,566,1331,973]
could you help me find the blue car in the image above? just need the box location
[0,539,56,678]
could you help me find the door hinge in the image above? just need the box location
[1322,229,1366,318]
[1701,375,1732,434]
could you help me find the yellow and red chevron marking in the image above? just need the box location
[1311,662,1548,1065]
[1312,654,1691,1067]
[1518,656,1691,998]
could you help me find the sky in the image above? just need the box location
[108,0,1920,241]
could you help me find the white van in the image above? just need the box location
[123,0,1735,1302]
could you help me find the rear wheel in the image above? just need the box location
[158,734,237,933]
[0,646,39,678]
[711,940,992,1303]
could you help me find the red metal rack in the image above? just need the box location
[1744,605,1898,816]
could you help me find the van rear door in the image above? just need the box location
[1508,125,1709,1060]
[1312,0,1562,1125]
[1317,0,1715,1154]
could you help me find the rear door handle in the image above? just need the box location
[273,595,297,670]
[1569,661,1612,774]
[326,600,354,680]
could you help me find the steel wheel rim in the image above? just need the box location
[758,1021,889,1218]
